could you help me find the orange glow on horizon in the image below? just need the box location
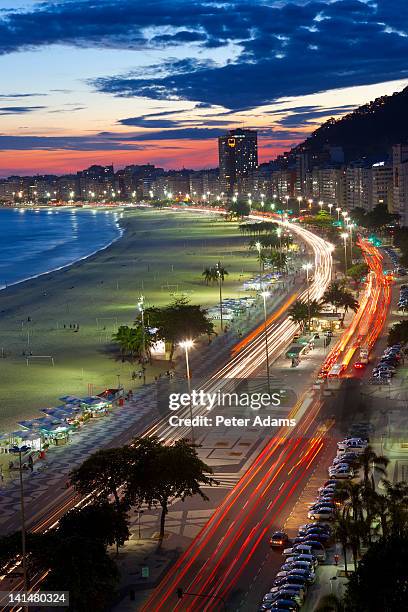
[0,138,297,176]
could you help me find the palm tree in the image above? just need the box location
[321,282,345,311]
[112,326,133,362]
[332,512,350,576]
[337,481,364,521]
[347,518,365,571]
[340,292,359,317]
[202,267,213,285]
[357,445,389,488]
[288,300,309,330]
[202,262,228,329]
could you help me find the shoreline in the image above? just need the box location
[0,209,257,430]
[0,207,124,292]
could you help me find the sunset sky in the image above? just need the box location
[0,0,408,176]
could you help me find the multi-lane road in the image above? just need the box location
[0,215,334,610]
[142,235,393,611]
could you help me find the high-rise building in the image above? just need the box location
[346,162,373,211]
[392,144,408,226]
[218,129,258,196]
[371,161,393,210]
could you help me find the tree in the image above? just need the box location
[347,262,368,283]
[112,325,133,362]
[381,479,408,537]
[58,502,130,555]
[202,267,213,285]
[388,320,408,345]
[357,445,389,488]
[228,199,250,218]
[125,437,218,545]
[288,300,309,329]
[315,594,344,612]
[321,282,345,311]
[112,325,152,362]
[344,534,408,612]
[142,297,214,361]
[289,299,321,329]
[321,282,359,317]
[70,447,131,508]
[33,533,120,612]
[332,512,350,576]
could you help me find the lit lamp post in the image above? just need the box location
[297,195,302,214]
[341,232,349,278]
[347,221,355,265]
[276,228,283,268]
[308,198,313,209]
[138,296,146,384]
[284,194,289,214]
[261,291,271,392]
[9,444,30,603]
[302,263,313,330]
[179,339,195,443]
[318,200,324,211]
[255,241,263,289]
[328,203,333,215]
[335,207,341,221]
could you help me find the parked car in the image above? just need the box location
[307,508,334,521]
[283,544,312,557]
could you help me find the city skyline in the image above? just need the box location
[1,0,408,176]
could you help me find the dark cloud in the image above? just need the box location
[111,127,228,140]
[0,1,407,112]
[0,135,146,151]
[277,105,358,127]
[0,105,46,115]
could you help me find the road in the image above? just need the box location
[0,217,333,610]
[141,238,393,612]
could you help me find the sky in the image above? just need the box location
[0,0,407,176]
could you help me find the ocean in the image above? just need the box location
[0,207,122,289]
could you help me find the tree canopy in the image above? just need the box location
[388,320,408,346]
[344,534,408,612]
[140,296,214,361]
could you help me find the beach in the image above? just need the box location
[0,209,256,431]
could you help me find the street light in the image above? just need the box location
[9,444,30,601]
[179,340,195,443]
[255,241,263,289]
[138,296,146,384]
[328,203,333,215]
[302,263,313,330]
[341,232,349,277]
[261,291,271,392]
[318,200,324,211]
[336,207,341,221]
[297,195,302,214]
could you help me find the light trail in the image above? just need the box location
[0,211,333,611]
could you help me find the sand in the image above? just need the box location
[0,209,257,431]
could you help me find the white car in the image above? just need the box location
[307,508,334,521]
[286,553,318,568]
[330,467,354,479]
[337,438,367,452]
[283,544,312,557]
